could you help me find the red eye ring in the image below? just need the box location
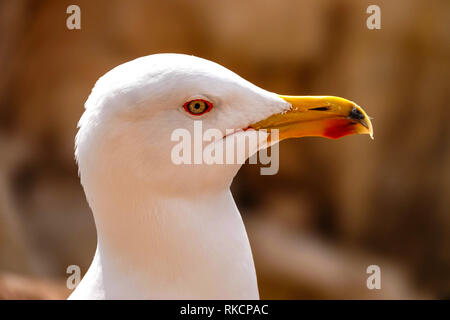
[183,99,213,116]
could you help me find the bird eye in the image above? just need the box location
[184,99,213,116]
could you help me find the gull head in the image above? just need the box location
[75,53,373,200]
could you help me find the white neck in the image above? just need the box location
[69,188,259,299]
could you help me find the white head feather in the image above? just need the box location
[71,54,290,299]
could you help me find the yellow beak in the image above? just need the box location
[250,95,373,141]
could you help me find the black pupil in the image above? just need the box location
[190,101,205,113]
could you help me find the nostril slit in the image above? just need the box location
[309,106,329,111]
[349,107,364,120]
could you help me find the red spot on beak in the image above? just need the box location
[323,119,358,139]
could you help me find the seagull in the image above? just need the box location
[70,53,373,299]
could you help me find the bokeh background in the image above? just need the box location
[0,0,449,299]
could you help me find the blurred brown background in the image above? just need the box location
[0,0,449,299]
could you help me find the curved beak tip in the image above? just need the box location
[349,104,374,140]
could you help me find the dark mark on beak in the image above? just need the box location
[309,106,329,111]
[349,107,364,120]
[349,107,369,129]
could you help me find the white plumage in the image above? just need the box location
[71,54,290,299]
